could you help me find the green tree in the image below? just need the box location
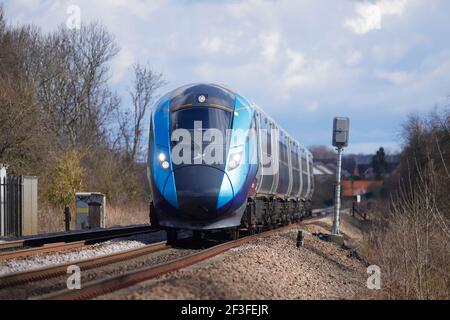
[371,147,388,180]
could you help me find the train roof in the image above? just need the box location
[155,83,313,159]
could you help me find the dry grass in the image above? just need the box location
[38,202,149,234]
[360,181,450,300]
[105,202,149,227]
[38,205,66,234]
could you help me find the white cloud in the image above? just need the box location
[345,3,383,34]
[2,0,449,150]
[284,49,306,77]
[346,50,363,66]
[259,32,281,63]
[371,42,408,63]
[201,37,223,54]
[375,70,411,85]
[306,102,319,112]
[111,47,135,84]
[345,0,409,34]
[282,49,337,92]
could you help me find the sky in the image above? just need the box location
[3,0,450,154]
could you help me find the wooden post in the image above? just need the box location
[64,205,71,231]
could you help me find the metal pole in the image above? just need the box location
[332,147,343,235]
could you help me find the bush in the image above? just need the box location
[361,108,450,299]
[46,150,84,209]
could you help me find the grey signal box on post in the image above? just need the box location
[332,117,350,148]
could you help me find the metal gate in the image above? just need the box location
[0,176,23,237]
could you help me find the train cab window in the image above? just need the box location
[170,108,232,161]
[171,107,232,134]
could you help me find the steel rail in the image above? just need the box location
[0,225,156,256]
[0,227,160,261]
[0,240,25,251]
[0,241,86,261]
[0,241,168,289]
[39,224,300,300]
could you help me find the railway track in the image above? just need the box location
[38,223,301,300]
[0,212,331,300]
[0,225,157,259]
[0,241,169,289]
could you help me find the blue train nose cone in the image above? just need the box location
[164,165,233,220]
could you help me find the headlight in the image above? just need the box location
[161,160,170,169]
[158,152,169,169]
[228,151,243,170]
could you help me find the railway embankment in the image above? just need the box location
[99,213,377,300]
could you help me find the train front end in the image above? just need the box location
[148,84,258,230]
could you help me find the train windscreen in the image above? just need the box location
[171,107,232,134]
[170,107,232,167]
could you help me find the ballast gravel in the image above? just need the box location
[0,245,200,300]
[0,231,165,276]
[99,220,376,300]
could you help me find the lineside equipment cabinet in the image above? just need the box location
[0,176,38,237]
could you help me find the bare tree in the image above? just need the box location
[0,81,39,170]
[363,107,450,300]
[31,22,120,148]
[0,6,4,33]
[308,145,335,161]
[118,64,165,163]
[0,9,47,173]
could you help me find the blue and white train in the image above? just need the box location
[147,83,314,241]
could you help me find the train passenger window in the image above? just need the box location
[279,142,288,163]
[301,157,308,172]
[302,174,308,193]
[279,142,283,162]
[291,151,299,169]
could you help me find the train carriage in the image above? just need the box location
[147,83,313,239]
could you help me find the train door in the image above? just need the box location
[254,112,263,192]
[289,143,301,198]
[286,137,293,197]
[304,152,311,198]
[248,111,259,188]
[308,153,314,198]
[257,115,274,195]
[300,149,309,199]
[270,122,280,195]
[298,146,303,197]
[276,132,289,197]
